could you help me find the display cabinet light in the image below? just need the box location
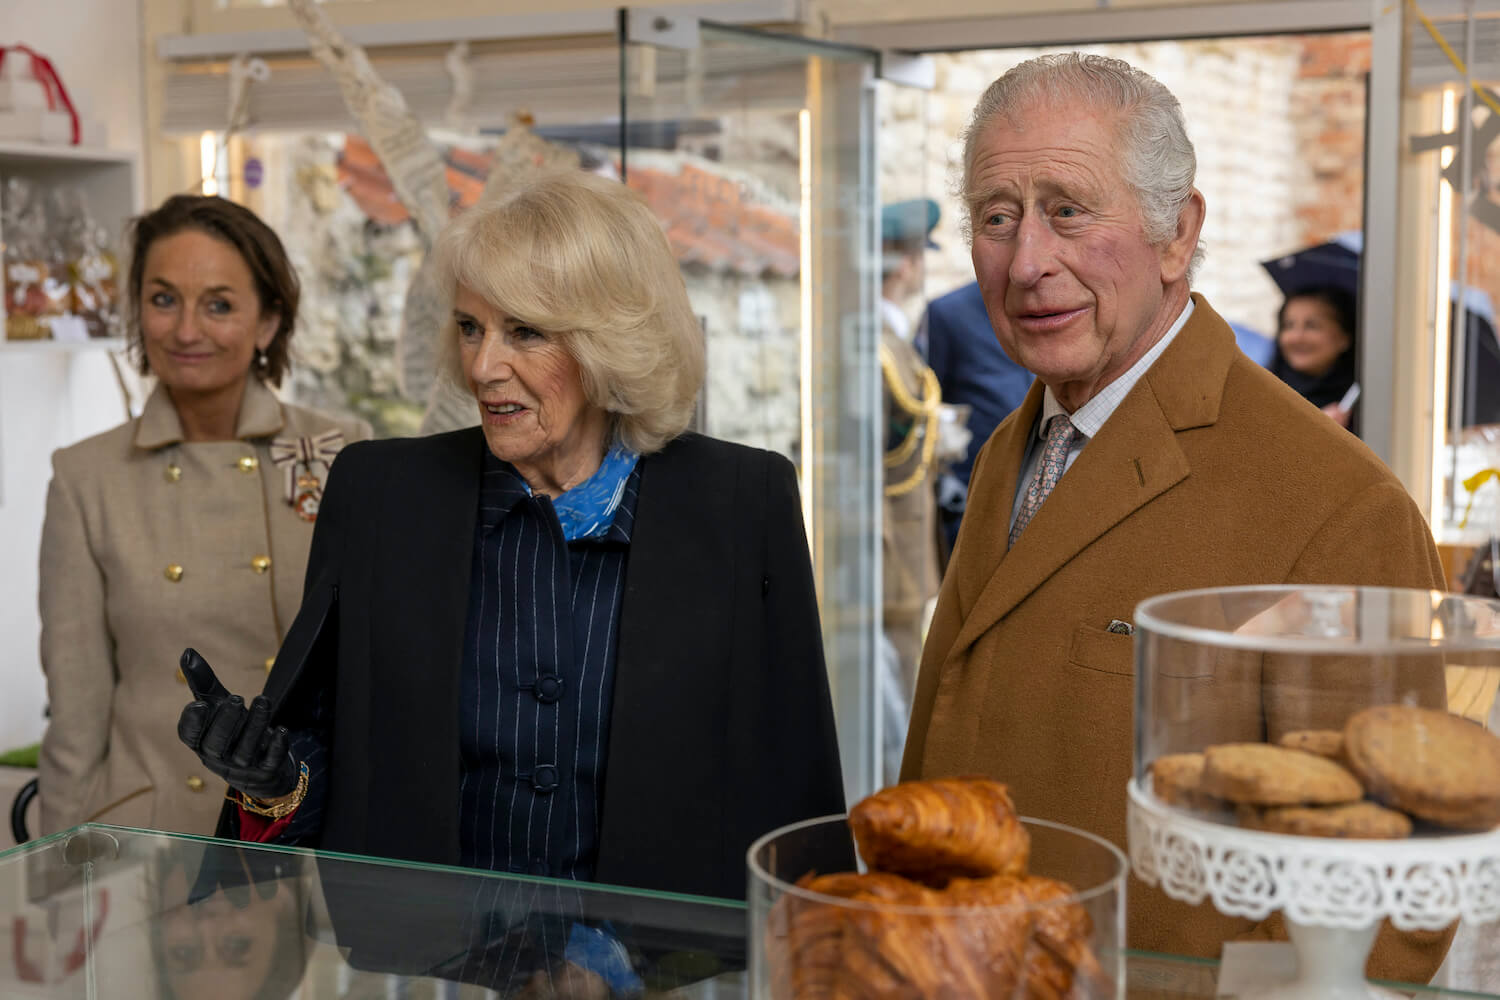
[1432,86,1457,527]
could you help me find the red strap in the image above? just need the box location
[0,45,81,144]
[10,917,44,984]
[237,801,297,842]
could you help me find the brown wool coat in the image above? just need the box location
[38,378,370,837]
[901,295,1453,984]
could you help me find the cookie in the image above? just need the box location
[1279,729,1344,762]
[1200,743,1364,806]
[1148,753,1224,811]
[1237,801,1412,839]
[1343,705,1500,831]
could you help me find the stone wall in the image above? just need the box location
[252,133,428,438]
[247,133,805,452]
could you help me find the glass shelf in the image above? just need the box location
[0,825,1493,998]
[0,337,126,353]
[0,143,137,167]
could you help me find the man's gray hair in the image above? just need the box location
[961,53,1204,279]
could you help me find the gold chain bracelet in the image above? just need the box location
[229,761,309,820]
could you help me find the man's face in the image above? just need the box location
[968,100,1197,410]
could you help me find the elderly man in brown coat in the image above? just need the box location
[900,53,1453,983]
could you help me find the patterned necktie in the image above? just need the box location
[1010,414,1077,547]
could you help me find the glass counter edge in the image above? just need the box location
[0,822,747,911]
[5,828,1489,997]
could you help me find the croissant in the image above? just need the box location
[848,778,1030,886]
[767,871,1034,999]
[946,875,1105,1000]
[765,779,1109,999]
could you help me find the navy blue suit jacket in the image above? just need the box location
[920,281,1033,486]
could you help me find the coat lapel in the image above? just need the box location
[595,435,735,888]
[378,428,482,727]
[366,428,482,860]
[951,382,1042,616]
[943,295,1232,663]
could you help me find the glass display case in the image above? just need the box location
[620,19,881,801]
[1129,585,1500,1000]
[162,13,884,802]
[3,824,1499,998]
[747,811,1126,999]
[1390,2,1500,548]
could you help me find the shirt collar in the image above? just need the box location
[477,445,640,544]
[1038,297,1195,443]
[880,297,914,342]
[133,377,286,450]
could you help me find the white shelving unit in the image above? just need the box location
[0,145,141,755]
[0,141,139,347]
[0,337,126,353]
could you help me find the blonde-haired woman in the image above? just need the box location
[175,170,845,902]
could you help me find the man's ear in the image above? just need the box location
[1160,188,1206,285]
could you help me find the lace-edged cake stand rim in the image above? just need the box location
[1126,780,1500,933]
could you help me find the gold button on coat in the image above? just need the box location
[164,564,184,582]
[186,776,206,792]
[251,556,272,574]
[237,456,258,473]
[165,464,182,483]
[265,657,276,673]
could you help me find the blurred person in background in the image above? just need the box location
[878,198,970,784]
[38,194,369,837]
[1269,285,1359,432]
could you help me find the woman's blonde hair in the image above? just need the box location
[430,170,704,455]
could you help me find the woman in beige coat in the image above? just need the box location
[38,195,369,837]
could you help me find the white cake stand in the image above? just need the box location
[1128,781,1500,1000]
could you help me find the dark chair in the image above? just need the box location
[10,777,37,845]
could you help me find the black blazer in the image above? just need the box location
[233,429,846,902]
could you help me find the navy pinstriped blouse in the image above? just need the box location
[458,450,639,878]
[269,449,639,883]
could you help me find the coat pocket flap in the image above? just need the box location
[1068,622,1134,677]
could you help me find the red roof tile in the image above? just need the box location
[337,136,800,277]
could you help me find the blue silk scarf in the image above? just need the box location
[548,443,640,541]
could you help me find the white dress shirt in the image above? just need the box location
[880,297,915,343]
[1009,299,1195,531]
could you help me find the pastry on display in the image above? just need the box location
[1278,728,1345,762]
[1236,801,1413,839]
[776,871,1035,997]
[768,778,1104,1000]
[1199,743,1364,806]
[847,776,1029,884]
[1343,705,1500,831]
[1148,705,1500,838]
[1147,752,1225,811]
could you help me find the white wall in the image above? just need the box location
[0,0,146,750]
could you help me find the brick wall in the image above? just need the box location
[1288,34,1370,246]
[880,34,1375,344]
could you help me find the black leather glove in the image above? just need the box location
[176,647,299,801]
